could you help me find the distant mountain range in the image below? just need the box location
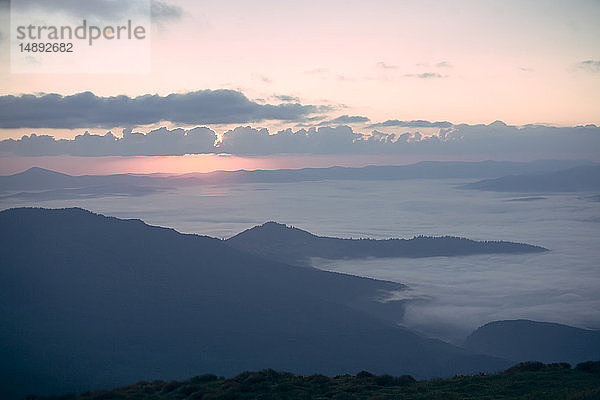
[226,222,547,266]
[464,320,600,364]
[461,165,600,192]
[0,207,514,399]
[0,160,594,201]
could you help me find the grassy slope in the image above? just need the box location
[30,362,600,400]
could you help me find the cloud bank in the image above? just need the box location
[0,90,329,129]
[578,60,600,73]
[1,122,599,160]
[369,120,453,128]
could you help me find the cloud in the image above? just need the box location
[0,127,217,156]
[578,60,600,73]
[273,95,301,103]
[435,61,452,68]
[319,115,371,125]
[405,72,444,79]
[376,62,398,70]
[369,120,453,128]
[11,0,143,20]
[218,125,358,155]
[0,90,330,129]
[11,0,182,23]
[3,123,599,160]
[150,0,183,21]
[151,0,182,21]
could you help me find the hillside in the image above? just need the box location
[464,320,600,364]
[27,361,600,400]
[226,222,547,266]
[0,207,510,399]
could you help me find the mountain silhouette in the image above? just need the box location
[0,207,510,399]
[0,160,592,200]
[461,165,600,192]
[226,221,547,266]
[464,320,600,364]
[0,167,170,200]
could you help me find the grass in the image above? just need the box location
[28,361,600,400]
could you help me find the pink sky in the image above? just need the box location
[0,153,466,175]
[0,0,599,174]
[1,0,599,134]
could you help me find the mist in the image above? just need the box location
[2,175,598,346]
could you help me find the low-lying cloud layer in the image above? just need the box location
[1,122,599,159]
[0,90,328,129]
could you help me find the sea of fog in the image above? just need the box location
[3,178,599,343]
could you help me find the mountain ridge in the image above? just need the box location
[226,221,548,266]
[0,207,511,399]
[464,319,600,364]
[461,165,600,192]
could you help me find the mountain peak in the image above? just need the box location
[488,120,508,128]
[17,166,70,177]
[230,221,315,241]
[257,221,304,233]
[261,221,288,229]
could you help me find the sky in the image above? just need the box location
[0,0,599,171]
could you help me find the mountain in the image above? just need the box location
[0,160,592,200]
[0,167,170,200]
[26,362,600,400]
[173,160,593,184]
[0,208,510,399]
[461,165,600,192]
[226,222,547,266]
[0,166,165,190]
[464,320,600,364]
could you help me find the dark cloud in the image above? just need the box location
[273,95,301,103]
[369,120,453,128]
[578,60,600,73]
[11,0,141,20]
[2,123,599,160]
[405,72,444,79]
[218,126,358,155]
[320,115,371,125]
[0,90,329,129]
[151,0,182,21]
[11,0,181,23]
[0,127,217,156]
